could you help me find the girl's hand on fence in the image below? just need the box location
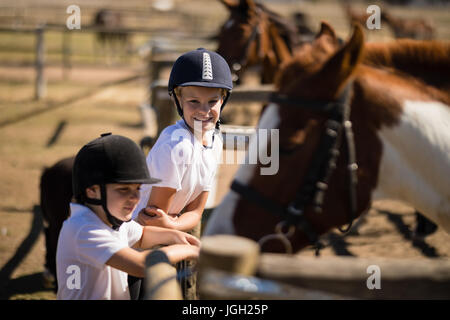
[160,244,200,263]
[169,229,201,247]
[138,206,178,229]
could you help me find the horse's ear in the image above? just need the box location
[319,23,364,85]
[316,21,337,40]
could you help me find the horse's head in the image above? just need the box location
[216,0,296,83]
[205,22,379,253]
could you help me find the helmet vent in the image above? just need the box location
[202,52,213,80]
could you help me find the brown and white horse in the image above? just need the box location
[204,22,450,253]
[215,0,303,84]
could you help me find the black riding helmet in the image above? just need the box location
[168,48,233,128]
[73,133,160,230]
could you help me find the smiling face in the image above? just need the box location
[176,85,225,133]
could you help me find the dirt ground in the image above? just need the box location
[1,0,449,300]
[0,64,150,299]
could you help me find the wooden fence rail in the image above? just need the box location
[0,25,213,100]
[197,235,450,300]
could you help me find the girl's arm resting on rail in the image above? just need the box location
[137,187,209,232]
[134,225,201,249]
[106,244,200,278]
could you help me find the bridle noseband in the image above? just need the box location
[230,81,359,255]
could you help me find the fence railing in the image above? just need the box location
[0,24,215,100]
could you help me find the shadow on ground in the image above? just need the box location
[0,205,52,299]
[1,272,54,299]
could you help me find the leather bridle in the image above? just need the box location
[230,18,262,77]
[230,10,287,81]
[230,81,359,255]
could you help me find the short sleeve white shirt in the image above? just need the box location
[133,120,222,217]
[56,203,143,300]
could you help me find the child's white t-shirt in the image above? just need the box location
[56,203,143,300]
[133,120,222,218]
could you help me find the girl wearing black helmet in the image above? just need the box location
[134,48,233,233]
[56,133,200,300]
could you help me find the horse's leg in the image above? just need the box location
[40,168,53,288]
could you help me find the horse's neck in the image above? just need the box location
[363,41,450,90]
[353,68,450,231]
[373,99,450,232]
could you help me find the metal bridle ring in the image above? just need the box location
[258,233,293,255]
[275,221,296,238]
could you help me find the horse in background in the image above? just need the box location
[92,9,131,64]
[292,12,315,40]
[381,11,435,40]
[204,22,450,253]
[216,0,305,84]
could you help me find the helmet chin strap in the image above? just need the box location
[84,184,130,231]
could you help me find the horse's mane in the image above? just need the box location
[363,40,450,90]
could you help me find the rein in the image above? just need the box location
[230,82,359,255]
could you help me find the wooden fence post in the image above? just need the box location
[62,29,71,80]
[198,235,260,299]
[35,25,46,100]
[144,250,183,300]
[151,80,180,137]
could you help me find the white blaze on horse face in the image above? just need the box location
[203,103,281,236]
[373,100,450,233]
